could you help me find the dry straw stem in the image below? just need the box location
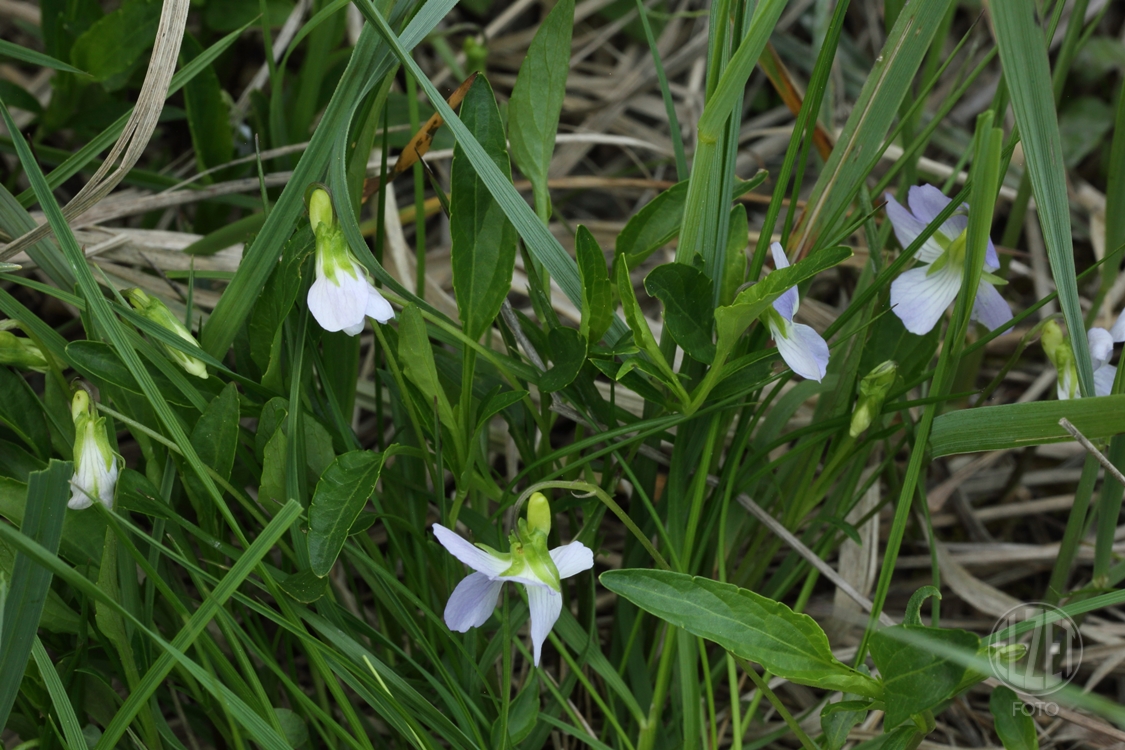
[0,0,190,261]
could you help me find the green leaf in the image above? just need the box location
[180,382,240,507]
[0,367,49,459]
[930,396,1125,456]
[397,304,456,431]
[644,263,716,364]
[821,700,871,750]
[850,726,923,750]
[0,476,106,566]
[308,450,389,577]
[69,0,160,86]
[576,226,612,345]
[539,327,587,393]
[507,0,573,221]
[990,686,1038,750]
[450,76,517,342]
[179,32,233,174]
[115,468,171,520]
[273,707,310,749]
[66,340,194,407]
[615,259,687,404]
[600,569,882,697]
[0,460,71,730]
[792,0,955,252]
[0,40,89,76]
[992,0,1093,395]
[869,624,980,728]
[281,569,329,603]
[615,181,688,266]
[492,672,539,746]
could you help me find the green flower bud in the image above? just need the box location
[849,360,897,438]
[309,187,335,233]
[526,492,552,537]
[0,328,48,372]
[463,37,488,76]
[1041,320,1078,400]
[125,288,208,379]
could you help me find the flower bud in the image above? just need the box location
[1041,320,1078,399]
[69,390,118,510]
[0,328,48,372]
[309,188,335,234]
[526,492,552,536]
[125,288,208,379]
[849,360,897,438]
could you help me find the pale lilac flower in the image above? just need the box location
[434,494,594,666]
[765,242,829,382]
[886,185,1012,335]
[306,189,394,336]
[69,390,118,510]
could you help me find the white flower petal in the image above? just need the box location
[984,238,1000,271]
[433,525,510,577]
[307,274,367,333]
[971,281,1012,331]
[341,319,366,336]
[364,284,395,323]
[890,263,962,335]
[550,541,594,579]
[1095,364,1117,397]
[770,243,799,322]
[1111,309,1125,343]
[1088,328,1114,370]
[770,318,829,382]
[885,192,946,263]
[444,572,503,632]
[526,585,563,667]
[907,184,953,225]
[1057,368,1079,400]
[68,483,94,510]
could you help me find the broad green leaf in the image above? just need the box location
[66,340,193,406]
[507,0,574,221]
[492,672,539,746]
[260,427,288,506]
[859,310,940,385]
[644,263,716,364]
[850,726,923,750]
[0,542,79,635]
[930,396,1125,456]
[539,327,587,393]
[450,76,517,341]
[791,0,955,253]
[308,450,388,576]
[179,32,233,175]
[69,0,160,86]
[989,686,1038,750]
[273,707,310,749]
[0,40,89,76]
[992,0,1093,395]
[0,460,71,730]
[576,226,612,344]
[280,569,329,603]
[869,624,979,728]
[181,382,240,508]
[0,367,49,459]
[821,699,871,750]
[600,569,882,697]
[248,227,315,371]
[615,181,688,265]
[398,304,456,430]
[115,468,171,520]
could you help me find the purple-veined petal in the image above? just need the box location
[1095,364,1117,397]
[971,281,1013,331]
[890,263,962,335]
[769,317,829,382]
[885,193,946,264]
[1111,309,1125,343]
[550,541,594,579]
[1088,327,1114,370]
[433,524,510,577]
[770,243,798,321]
[526,585,563,667]
[444,572,503,632]
[984,238,1000,271]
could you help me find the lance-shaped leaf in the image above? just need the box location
[645,263,716,364]
[576,226,612,345]
[508,0,573,221]
[308,450,388,576]
[601,569,883,697]
[451,76,517,341]
[398,304,455,430]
